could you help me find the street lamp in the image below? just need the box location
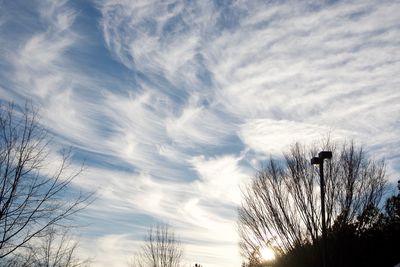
[311,151,332,267]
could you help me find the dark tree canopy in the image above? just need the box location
[274,182,400,267]
[238,139,388,264]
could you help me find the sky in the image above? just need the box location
[0,0,399,266]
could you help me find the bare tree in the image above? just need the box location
[131,224,184,267]
[238,139,386,260]
[0,103,91,258]
[0,227,91,267]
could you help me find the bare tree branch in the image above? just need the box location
[0,227,91,267]
[131,224,184,267]
[0,103,92,258]
[238,139,386,261]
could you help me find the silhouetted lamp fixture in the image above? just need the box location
[311,151,332,267]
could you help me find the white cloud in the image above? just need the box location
[10,0,77,100]
[89,234,136,267]
[239,119,356,155]
[71,161,245,266]
[190,154,249,204]
[166,94,235,148]
[1,0,399,266]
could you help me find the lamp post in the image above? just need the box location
[311,151,332,267]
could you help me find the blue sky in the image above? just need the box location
[0,0,399,266]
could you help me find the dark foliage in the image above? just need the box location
[239,140,386,259]
[239,139,399,267]
[274,182,400,267]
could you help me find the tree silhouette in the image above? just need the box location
[0,227,91,267]
[131,224,183,267]
[385,180,400,223]
[0,103,91,258]
[238,139,388,265]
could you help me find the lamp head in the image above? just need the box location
[318,151,332,160]
[311,157,321,165]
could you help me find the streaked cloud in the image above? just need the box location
[0,0,399,266]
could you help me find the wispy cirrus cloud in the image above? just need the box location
[0,0,399,266]
[8,0,76,99]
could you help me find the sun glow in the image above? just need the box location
[260,247,276,262]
